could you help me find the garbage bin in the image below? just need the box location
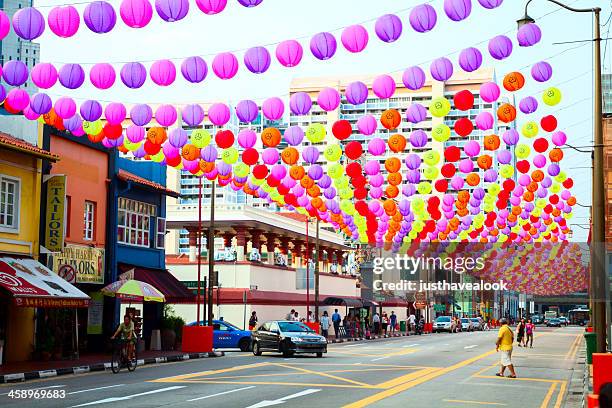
[584,332,596,364]
[400,321,407,333]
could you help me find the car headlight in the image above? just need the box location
[318,336,327,342]
[290,337,302,342]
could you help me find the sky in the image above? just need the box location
[32,0,612,242]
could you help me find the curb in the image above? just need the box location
[0,351,224,384]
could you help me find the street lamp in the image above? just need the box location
[518,0,606,353]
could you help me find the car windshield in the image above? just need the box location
[550,319,559,322]
[278,321,314,332]
[436,317,450,322]
[223,321,240,330]
[461,318,469,323]
[470,318,479,322]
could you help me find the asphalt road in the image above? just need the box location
[0,326,582,408]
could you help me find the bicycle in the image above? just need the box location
[111,338,137,373]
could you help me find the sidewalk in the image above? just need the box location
[0,350,223,384]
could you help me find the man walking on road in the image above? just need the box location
[408,312,416,333]
[495,318,517,378]
[332,309,342,338]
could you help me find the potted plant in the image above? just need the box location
[160,305,185,351]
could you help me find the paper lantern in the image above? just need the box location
[48,6,80,37]
[453,90,474,111]
[380,109,401,130]
[310,32,337,60]
[375,14,402,43]
[368,138,386,156]
[235,99,258,123]
[212,52,238,79]
[432,124,450,142]
[552,131,567,146]
[54,97,76,119]
[454,117,473,137]
[332,120,352,140]
[262,97,284,121]
[30,63,57,89]
[306,123,326,143]
[341,25,369,53]
[181,56,207,83]
[429,97,451,117]
[64,114,83,133]
[155,104,177,126]
[543,87,562,106]
[532,61,553,82]
[388,134,407,153]
[409,130,428,148]
[2,61,28,86]
[102,102,125,125]
[126,125,146,143]
[131,104,152,126]
[208,103,230,126]
[519,96,538,114]
[284,126,304,146]
[357,115,377,135]
[290,92,312,115]
[167,128,188,148]
[59,64,85,89]
[372,75,396,99]
[541,115,557,132]
[497,103,517,123]
[488,35,513,60]
[238,0,262,7]
[196,0,227,14]
[345,141,363,159]
[502,129,519,146]
[104,122,123,139]
[402,66,426,90]
[12,7,45,40]
[484,134,501,151]
[84,1,116,34]
[189,129,211,148]
[480,82,500,103]
[478,0,503,8]
[90,63,116,89]
[155,0,189,22]
[30,93,52,115]
[150,59,176,86]
[120,62,147,88]
[409,4,437,33]
[243,46,271,74]
[120,0,153,28]
[458,47,482,72]
[317,87,340,112]
[345,81,368,105]
[0,11,10,40]
[276,40,303,67]
[444,0,471,21]
[503,71,525,92]
[78,100,101,122]
[517,23,541,47]
[521,122,539,138]
[405,103,427,124]
[261,128,281,147]
[475,112,494,130]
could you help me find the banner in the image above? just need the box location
[87,292,104,334]
[44,175,66,252]
[51,244,105,284]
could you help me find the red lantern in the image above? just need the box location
[144,140,161,155]
[435,179,448,192]
[345,141,363,160]
[354,188,367,200]
[346,162,362,178]
[540,115,557,132]
[103,123,123,140]
[444,146,461,162]
[453,90,474,111]
[242,148,259,165]
[332,120,353,140]
[516,160,530,174]
[166,155,181,167]
[441,163,456,178]
[533,138,549,153]
[454,118,473,137]
[215,130,235,149]
[503,179,515,191]
[252,164,268,179]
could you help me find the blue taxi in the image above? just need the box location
[187,319,252,351]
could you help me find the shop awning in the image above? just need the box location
[362,299,380,307]
[323,296,363,308]
[0,257,90,307]
[119,264,194,303]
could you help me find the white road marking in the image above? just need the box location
[245,388,321,408]
[403,343,420,347]
[464,345,478,349]
[343,344,365,347]
[1,385,65,396]
[370,356,389,362]
[186,385,255,402]
[69,386,186,407]
[67,384,126,395]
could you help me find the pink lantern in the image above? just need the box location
[238,129,257,148]
[0,11,10,40]
[475,111,494,130]
[480,82,500,103]
[275,40,303,68]
[150,59,176,86]
[341,25,369,53]
[458,159,474,173]
[368,138,386,156]
[196,0,227,14]
[23,105,40,121]
[372,75,396,99]
[54,97,77,119]
[262,97,284,121]
[120,0,153,28]
[105,102,127,125]
[208,103,230,126]
[357,115,377,136]
[155,104,177,127]
[552,131,567,146]
[6,88,30,111]
[317,87,340,112]
[212,52,238,79]
[463,140,480,157]
[48,6,80,38]
[90,63,116,89]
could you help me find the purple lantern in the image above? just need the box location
[502,129,519,146]
[212,52,238,79]
[54,97,77,119]
[531,61,552,82]
[30,93,53,115]
[64,114,83,133]
[372,75,396,99]
[409,4,437,33]
[444,0,472,21]
[317,87,340,112]
[208,103,230,126]
[244,46,271,74]
[519,96,538,114]
[345,81,368,105]
[2,60,29,87]
[430,57,454,82]
[235,99,258,123]
[405,154,422,170]
[84,1,117,34]
[517,23,542,47]
[262,97,284,121]
[302,146,320,164]
[341,25,369,53]
[90,63,116,89]
[120,0,153,28]
[48,6,80,38]
[182,104,205,126]
[238,0,262,7]
[6,88,29,111]
[200,145,218,162]
[357,115,377,135]
[276,40,303,68]
[283,126,304,146]
[58,64,85,89]
[121,62,147,88]
[409,130,428,148]
[405,103,427,124]
[289,92,312,115]
[0,11,10,40]
[105,102,127,124]
[130,104,153,126]
[402,66,426,90]
[196,0,227,14]
[497,149,512,164]
[407,170,421,184]
[477,0,503,9]
[181,56,207,83]
[80,100,103,121]
[155,0,189,22]
[480,82,500,103]
[310,32,337,60]
[168,128,188,147]
[150,59,176,86]
[155,104,177,127]
[458,47,482,72]
[375,14,402,43]
[12,7,45,40]
[488,35,513,60]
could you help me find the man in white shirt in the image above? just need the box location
[372,312,381,335]
[408,313,416,332]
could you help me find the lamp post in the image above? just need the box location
[518,0,605,352]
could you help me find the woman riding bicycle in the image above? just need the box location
[111,314,135,360]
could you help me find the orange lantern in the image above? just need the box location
[182,144,201,161]
[457,190,470,203]
[466,173,480,186]
[392,212,403,222]
[523,191,534,202]
[385,185,399,198]
[531,170,544,182]
[387,172,402,186]
[261,127,281,147]
[384,157,401,173]
[43,108,58,126]
[497,103,517,123]
[380,109,401,130]
[290,165,305,180]
[477,155,493,170]
[117,145,129,154]
[383,199,397,214]
[88,131,104,144]
[281,147,299,165]
[457,208,468,217]
[483,134,501,151]
[549,148,563,162]
[526,181,538,193]
[567,196,577,206]
[300,176,314,189]
[388,134,406,153]
[199,160,214,173]
[147,127,167,145]
[311,197,323,208]
[307,185,320,197]
[503,71,525,91]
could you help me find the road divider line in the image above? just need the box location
[370,356,388,362]
[274,363,372,387]
[464,345,478,349]
[174,379,370,389]
[67,384,125,395]
[150,362,270,383]
[186,385,255,402]
[373,367,440,389]
[540,383,558,408]
[553,381,567,408]
[245,388,321,408]
[443,399,507,405]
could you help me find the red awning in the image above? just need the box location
[380,297,409,307]
[0,257,90,308]
[194,288,362,306]
[118,264,194,303]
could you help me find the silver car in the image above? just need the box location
[461,318,474,332]
[470,317,484,331]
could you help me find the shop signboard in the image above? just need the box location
[51,245,105,284]
[44,175,66,252]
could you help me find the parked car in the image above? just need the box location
[470,317,484,331]
[187,320,252,351]
[251,320,327,357]
[531,315,544,325]
[546,318,562,327]
[460,318,474,332]
[434,316,456,333]
[558,316,568,326]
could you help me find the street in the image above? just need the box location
[0,326,582,408]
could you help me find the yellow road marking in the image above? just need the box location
[476,376,563,383]
[150,362,271,382]
[565,335,581,361]
[173,379,379,389]
[374,367,440,389]
[554,381,567,408]
[471,363,498,378]
[329,347,419,358]
[274,363,371,387]
[285,362,433,369]
[540,383,558,408]
[203,366,421,381]
[443,399,507,406]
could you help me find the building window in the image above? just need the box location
[84,201,95,241]
[117,197,155,247]
[0,175,20,231]
[156,218,166,249]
